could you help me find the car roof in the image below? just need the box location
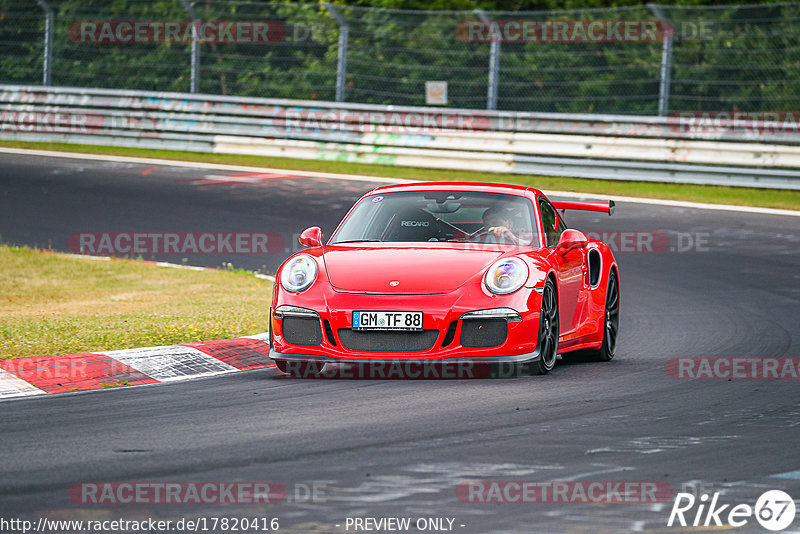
[366,181,543,198]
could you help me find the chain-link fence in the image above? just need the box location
[2,0,799,115]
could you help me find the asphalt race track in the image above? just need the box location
[1,152,800,533]
[0,153,381,273]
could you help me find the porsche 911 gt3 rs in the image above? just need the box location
[269,182,619,377]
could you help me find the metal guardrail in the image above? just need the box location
[1,85,800,190]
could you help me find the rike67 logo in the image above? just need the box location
[668,490,796,531]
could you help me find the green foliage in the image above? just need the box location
[1,0,799,113]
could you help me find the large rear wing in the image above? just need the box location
[551,200,615,216]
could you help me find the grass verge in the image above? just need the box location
[2,140,799,211]
[0,245,271,359]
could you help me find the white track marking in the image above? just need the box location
[0,147,404,183]
[771,470,800,479]
[99,345,237,382]
[542,189,800,217]
[62,253,111,261]
[58,252,273,280]
[0,368,44,398]
[153,261,207,271]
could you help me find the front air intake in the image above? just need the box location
[460,319,507,347]
[338,329,438,352]
[283,317,323,346]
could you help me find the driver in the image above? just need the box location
[481,206,531,245]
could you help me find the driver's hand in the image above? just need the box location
[488,226,519,244]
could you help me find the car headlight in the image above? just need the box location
[280,254,318,292]
[484,257,528,295]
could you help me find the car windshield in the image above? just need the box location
[330,191,539,247]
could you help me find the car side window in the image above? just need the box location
[557,209,567,234]
[538,199,561,247]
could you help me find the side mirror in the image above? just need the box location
[556,229,588,255]
[298,226,323,247]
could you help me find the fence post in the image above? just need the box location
[648,3,673,116]
[35,0,54,86]
[323,3,348,103]
[179,0,201,93]
[474,9,500,110]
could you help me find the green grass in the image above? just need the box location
[0,245,272,359]
[2,140,799,211]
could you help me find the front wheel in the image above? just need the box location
[588,270,619,362]
[527,278,559,375]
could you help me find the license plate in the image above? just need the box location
[352,311,423,331]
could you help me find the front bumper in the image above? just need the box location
[270,287,543,363]
[269,348,541,365]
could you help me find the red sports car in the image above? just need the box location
[269,182,619,377]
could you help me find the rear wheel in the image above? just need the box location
[527,278,559,375]
[588,270,619,362]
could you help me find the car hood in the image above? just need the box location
[322,243,507,294]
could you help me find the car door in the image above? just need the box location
[539,198,582,336]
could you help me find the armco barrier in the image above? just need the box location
[2,85,800,190]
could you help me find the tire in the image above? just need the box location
[588,269,619,362]
[527,278,559,375]
[274,360,324,378]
